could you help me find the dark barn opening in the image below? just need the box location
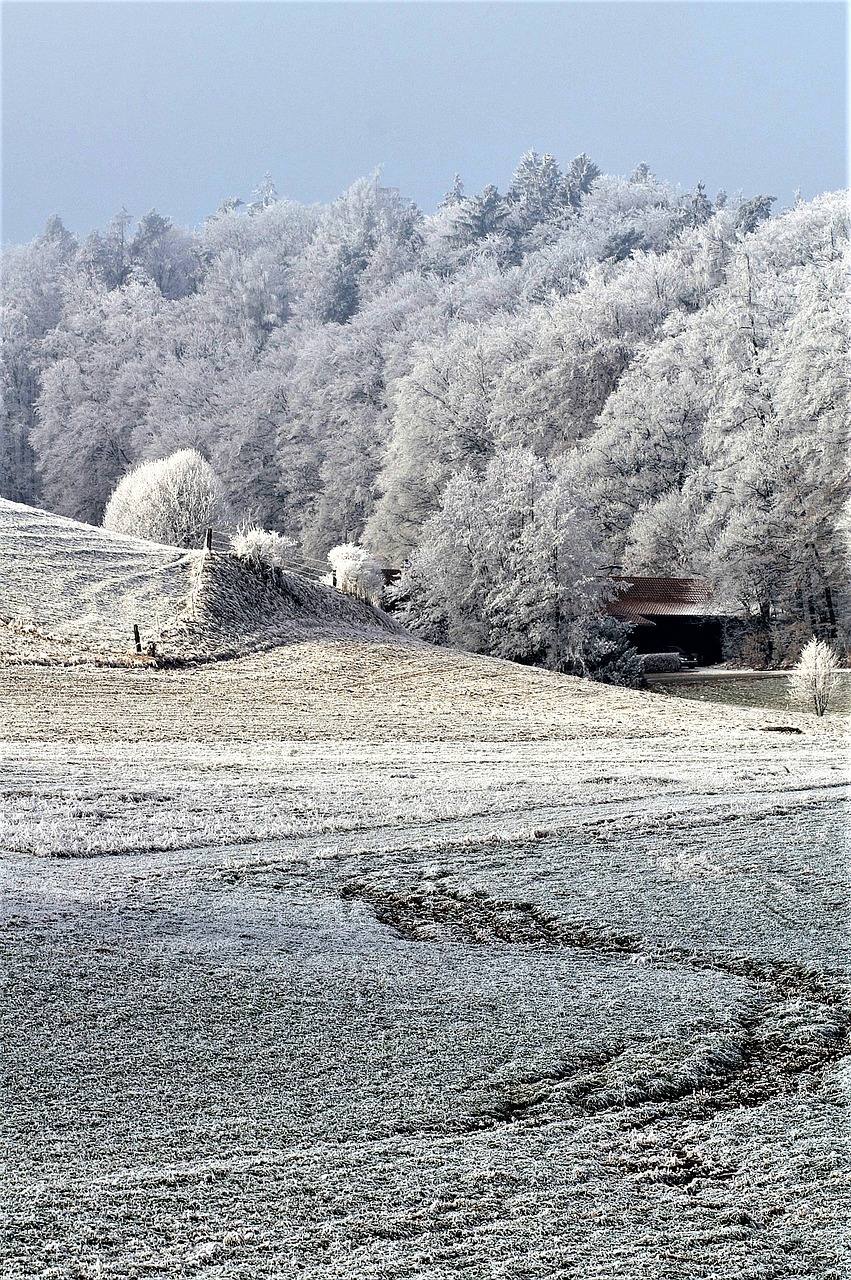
[606,577,726,666]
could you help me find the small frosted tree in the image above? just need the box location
[328,543,385,606]
[230,524,296,572]
[788,638,841,717]
[103,449,230,548]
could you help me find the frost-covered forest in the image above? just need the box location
[2,154,847,661]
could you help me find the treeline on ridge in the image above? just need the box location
[1,153,847,668]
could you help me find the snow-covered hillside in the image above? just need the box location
[1,498,195,656]
[0,498,404,662]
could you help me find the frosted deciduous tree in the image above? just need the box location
[136,299,267,522]
[695,230,848,651]
[584,315,713,560]
[75,208,134,291]
[280,313,392,558]
[292,175,421,325]
[769,255,849,638]
[402,448,633,679]
[366,322,526,558]
[788,638,841,716]
[198,195,318,352]
[622,481,708,578]
[102,449,231,548]
[130,211,199,300]
[734,194,775,236]
[0,219,77,503]
[34,279,167,523]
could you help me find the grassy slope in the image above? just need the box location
[1,503,849,1280]
[0,498,402,662]
[1,498,196,654]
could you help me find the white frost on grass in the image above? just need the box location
[1,733,844,858]
[1,631,848,1280]
[1,498,403,663]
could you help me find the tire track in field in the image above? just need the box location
[341,879,850,1130]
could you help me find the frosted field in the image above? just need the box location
[2,646,849,1280]
[653,672,851,717]
[0,499,403,664]
[1,502,849,1279]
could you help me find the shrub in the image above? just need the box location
[230,525,296,573]
[788,638,841,716]
[103,449,230,548]
[565,617,644,686]
[641,652,683,675]
[328,543,385,607]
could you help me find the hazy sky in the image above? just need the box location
[2,1,846,244]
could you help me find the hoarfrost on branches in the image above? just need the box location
[328,542,385,606]
[400,447,640,682]
[230,524,297,572]
[788,638,842,716]
[102,449,231,549]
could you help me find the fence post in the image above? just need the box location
[133,624,142,654]
[205,528,213,551]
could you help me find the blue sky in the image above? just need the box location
[2,1,846,244]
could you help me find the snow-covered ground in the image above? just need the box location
[1,504,848,1278]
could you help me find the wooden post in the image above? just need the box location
[205,528,213,551]
[133,624,142,654]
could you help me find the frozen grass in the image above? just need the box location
[1,499,195,651]
[1,503,849,1278]
[0,498,403,663]
[0,730,846,859]
[2,774,848,1279]
[653,671,851,716]
[1,636,839,747]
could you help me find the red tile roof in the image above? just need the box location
[606,576,718,623]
